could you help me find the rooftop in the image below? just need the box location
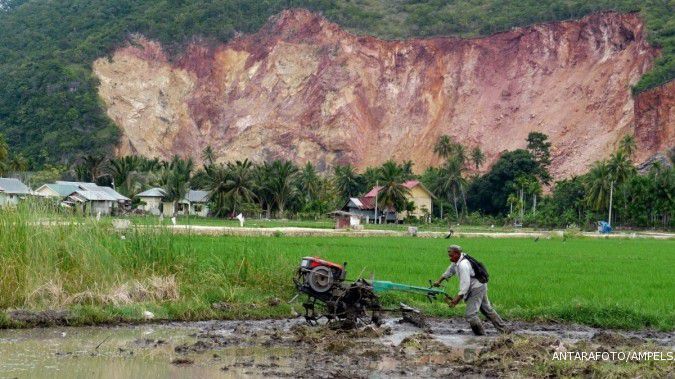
[0,178,31,195]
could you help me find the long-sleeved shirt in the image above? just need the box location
[442,253,484,298]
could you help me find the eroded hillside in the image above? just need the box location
[94,9,671,178]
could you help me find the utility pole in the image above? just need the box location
[374,180,379,225]
[608,180,614,226]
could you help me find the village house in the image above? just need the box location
[0,178,32,207]
[35,181,129,216]
[136,187,166,215]
[345,180,434,223]
[135,189,210,217]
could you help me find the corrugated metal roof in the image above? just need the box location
[42,183,80,196]
[0,178,31,195]
[186,190,209,203]
[54,181,129,201]
[137,188,166,198]
[70,190,117,201]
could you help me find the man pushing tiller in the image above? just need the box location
[433,245,510,335]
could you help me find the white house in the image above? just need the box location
[36,181,129,215]
[159,189,210,217]
[0,178,31,207]
[136,187,166,215]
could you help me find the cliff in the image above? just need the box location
[93,9,670,178]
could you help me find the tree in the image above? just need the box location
[267,160,299,218]
[618,134,636,157]
[201,145,215,166]
[377,161,410,213]
[468,149,545,215]
[9,154,29,172]
[429,156,466,220]
[526,132,552,182]
[606,150,635,226]
[225,159,257,214]
[0,133,8,162]
[162,155,194,215]
[333,164,364,201]
[470,147,486,171]
[108,156,141,194]
[585,160,611,213]
[434,135,454,159]
[81,154,108,183]
[298,162,321,204]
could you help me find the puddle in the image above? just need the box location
[0,318,672,378]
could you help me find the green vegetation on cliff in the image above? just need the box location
[0,0,673,166]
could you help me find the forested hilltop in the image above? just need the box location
[0,0,673,168]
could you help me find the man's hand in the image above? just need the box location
[447,294,463,308]
[432,279,443,287]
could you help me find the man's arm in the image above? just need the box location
[448,260,470,306]
[433,264,456,287]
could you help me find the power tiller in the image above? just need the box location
[292,256,449,327]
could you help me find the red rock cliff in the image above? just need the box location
[93,9,670,178]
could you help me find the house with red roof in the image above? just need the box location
[345,180,434,223]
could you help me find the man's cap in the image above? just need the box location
[447,245,462,252]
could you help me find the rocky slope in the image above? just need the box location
[93,9,670,178]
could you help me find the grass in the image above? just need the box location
[1,203,673,330]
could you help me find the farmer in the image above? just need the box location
[433,245,509,335]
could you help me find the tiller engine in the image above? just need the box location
[293,257,448,327]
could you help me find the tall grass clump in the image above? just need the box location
[0,200,193,311]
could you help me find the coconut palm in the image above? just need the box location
[377,162,409,213]
[585,160,612,212]
[434,135,454,159]
[470,147,486,171]
[429,156,466,220]
[618,134,637,157]
[253,162,275,219]
[606,150,635,225]
[333,164,363,201]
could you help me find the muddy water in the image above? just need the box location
[0,318,673,378]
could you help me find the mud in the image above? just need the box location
[0,318,672,378]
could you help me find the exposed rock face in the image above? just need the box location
[93,9,670,178]
[634,80,674,164]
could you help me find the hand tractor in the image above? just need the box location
[293,257,449,328]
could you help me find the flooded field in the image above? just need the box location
[1,318,673,378]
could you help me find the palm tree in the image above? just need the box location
[618,135,636,157]
[377,161,409,214]
[204,163,230,217]
[162,156,194,215]
[81,154,108,183]
[108,156,141,194]
[224,159,257,214]
[9,154,29,172]
[429,157,466,220]
[298,162,321,204]
[434,135,454,159]
[0,133,9,163]
[201,145,215,166]
[606,150,635,226]
[268,160,299,218]
[585,160,612,212]
[333,164,363,201]
[253,162,275,218]
[470,147,486,171]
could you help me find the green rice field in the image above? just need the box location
[1,205,673,330]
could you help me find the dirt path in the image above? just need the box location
[164,224,675,239]
[1,317,672,378]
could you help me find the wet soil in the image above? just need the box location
[0,317,672,378]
